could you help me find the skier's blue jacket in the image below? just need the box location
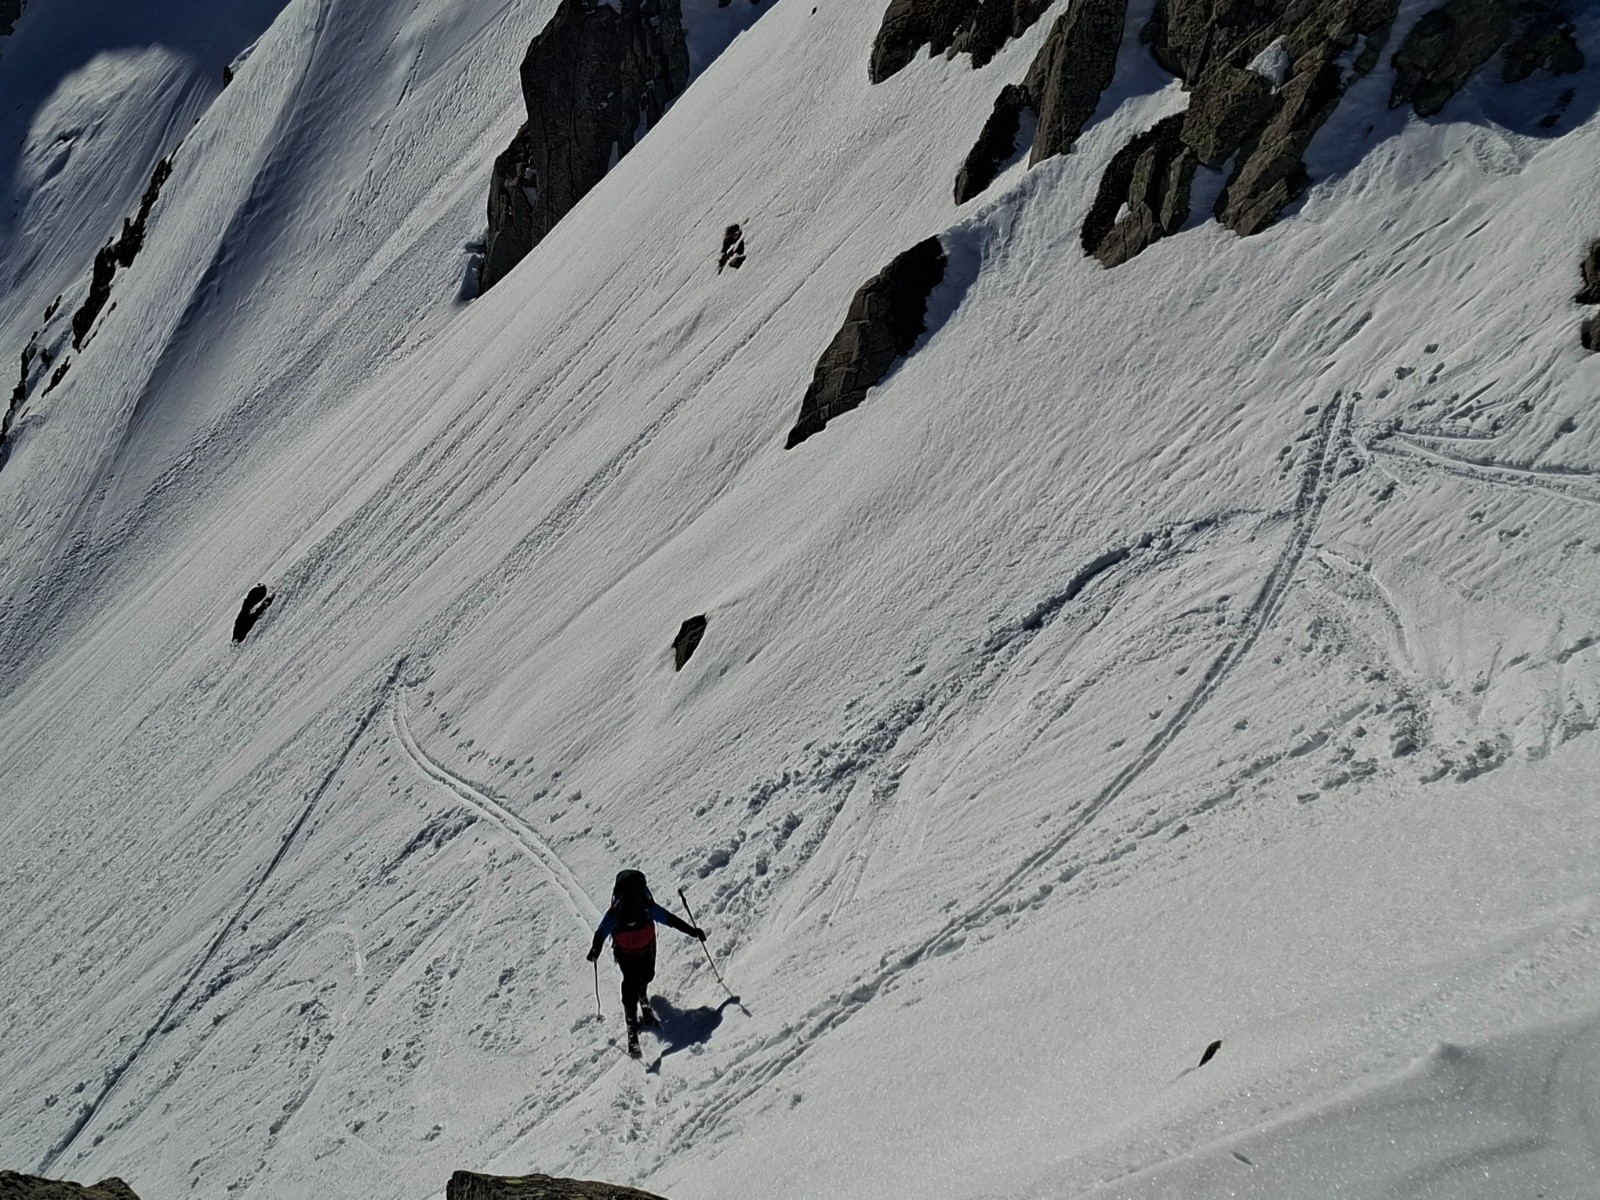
[591,902,697,957]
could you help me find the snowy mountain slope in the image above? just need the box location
[2,0,1599,1196]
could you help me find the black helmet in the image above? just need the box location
[613,869,650,902]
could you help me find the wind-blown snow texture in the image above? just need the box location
[2,0,1600,1197]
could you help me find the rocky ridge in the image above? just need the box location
[0,1173,140,1200]
[870,0,1054,82]
[479,0,690,291]
[874,0,1586,266]
[0,1172,669,1200]
[447,1172,668,1200]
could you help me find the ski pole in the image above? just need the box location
[592,957,602,1021]
[677,886,733,995]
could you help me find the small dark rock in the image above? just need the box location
[232,584,275,643]
[1582,312,1599,353]
[954,82,1034,203]
[1197,1038,1222,1067]
[0,1172,142,1200]
[785,237,946,448]
[718,224,746,272]
[672,615,708,670]
[446,1172,668,1200]
[1575,238,1600,305]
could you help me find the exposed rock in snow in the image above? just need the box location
[1025,0,1127,164]
[954,82,1033,202]
[69,155,174,349]
[1576,238,1600,304]
[1081,114,1195,266]
[1142,0,1401,242]
[447,1173,669,1200]
[1213,50,1347,236]
[1502,0,1584,82]
[673,614,708,669]
[3,337,36,455]
[480,0,690,291]
[869,0,1052,83]
[947,0,1135,203]
[1180,63,1277,167]
[0,1172,142,1200]
[1389,0,1516,117]
[232,584,275,643]
[717,224,746,272]
[0,0,23,43]
[786,237,946,448]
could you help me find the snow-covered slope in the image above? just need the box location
[2,0,1599,1196]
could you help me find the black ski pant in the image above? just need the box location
[616,945,655,1030]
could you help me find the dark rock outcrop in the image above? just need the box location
[1578,239,1600,305]
[1389,0,1581,114]
[1389,0,1516,116]
[1026,0,1128,164]
[955,83,1034,202]
[718,224,746,272]
[71,154,174,349]
[1214,50,1347,235]
[949,0,1126,201]
[232,584,275,642]
[480,0,690,291]
[1502,1,1583,82]
[786,237,946,448]
[672,615,708,669]
[869,0,1052,83]
[0,1172,142,1200]
[446,1171,668,1200]
[1081,114,1196,265]
[1573,235,1598,351]
[1076,0,1404,258]
[1,0,24,41]
[1180,63,1276,167]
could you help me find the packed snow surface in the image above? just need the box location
[2,0,1599,1197]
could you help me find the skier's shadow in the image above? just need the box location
[644,995,741,1068]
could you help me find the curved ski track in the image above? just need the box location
[664,397,1358,1153]
[391,690,600,932]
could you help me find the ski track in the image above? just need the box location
[391,689,600,932]
[36,658,402,1175]
[1314,547,1415,672]
[1367,432,1600,508]
[664,397,1356,1154]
